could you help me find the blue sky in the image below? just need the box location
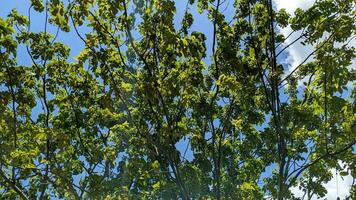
[0,1,85,65]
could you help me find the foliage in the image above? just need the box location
[0,0,355,199]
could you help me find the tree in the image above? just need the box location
[0,0,355,199]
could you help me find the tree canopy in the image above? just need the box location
[0,0,355,199]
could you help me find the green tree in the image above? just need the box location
[0,0,355,199]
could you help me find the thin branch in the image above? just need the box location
[287,141,356,188]
[0,169,29,200]
[279,34,334,85]
[276,30,306,58]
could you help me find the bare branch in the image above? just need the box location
[279,34,334,85]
